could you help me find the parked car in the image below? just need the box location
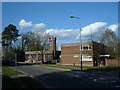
[2,59,15,65]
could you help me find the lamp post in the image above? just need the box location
[70,16,83,71]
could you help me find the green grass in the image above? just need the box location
[48,65,99,71]
[2,66,46,88]
[48,64,120,71]
[57,64,97,68]
[48,65,73,69]
[49,64,98,69]
[2,66,23,76]
[98,66,120,71]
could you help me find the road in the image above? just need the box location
[0,61,2,89]
[14,64,120,88]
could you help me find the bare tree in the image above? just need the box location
[100,28,118,58]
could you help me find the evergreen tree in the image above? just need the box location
[2,24,20,59]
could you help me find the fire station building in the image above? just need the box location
[25,36,60,63]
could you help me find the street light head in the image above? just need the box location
[70,16,80,19]
[70,16,75,18]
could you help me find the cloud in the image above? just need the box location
[45,29,79,41]
[107,24,118,32]
[45,22,107,41]
[57,46,61,51]
[18,19,118,42]
[81,22,107,37]
[19,19,32,29]
[32,23,46,32]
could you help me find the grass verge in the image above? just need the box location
[48,65,73,69]
[2,66,23,76]
[98,66,120,71]
[56,64,98,68]
[2,66,45,88]
[48,64,98,69]
[48,64,120,71]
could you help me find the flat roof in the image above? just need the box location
[25,51,53,54]
[61,42,93,47]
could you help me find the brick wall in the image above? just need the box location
[61,45,93,55]
[105,59,120,66]
[61,45,80,55]
[49,36,56,51]
[61,56,93,66]
[61,56,80,64]
[61,42,94,66]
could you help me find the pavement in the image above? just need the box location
[13,63,120,88]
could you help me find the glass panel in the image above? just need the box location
[83,46,88,50]
[89,45,92,50]
[82,55,92,61]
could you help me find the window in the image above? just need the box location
[82,55,92,61]
[83,46,88,50]
[89,45,92,50]
[81,45,92,50]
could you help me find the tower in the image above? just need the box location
[49,36,56,60]
[49,36,56,52]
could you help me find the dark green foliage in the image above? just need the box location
[2,24,20,47]
[2,24,20,59]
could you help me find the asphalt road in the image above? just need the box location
[0,74,2,89]
[14,64,120,88]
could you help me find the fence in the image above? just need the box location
[105,59,120,66]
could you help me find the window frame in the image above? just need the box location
[81,45,92,51]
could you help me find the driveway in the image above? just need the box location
[14,64,120,88]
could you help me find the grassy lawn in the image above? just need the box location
[98,66,120,71]
[48,64,120,71]
[2,66,45,88]
[2,66,23,76]
[59,64,98,69]
[48,65,74,69]
[48,64,98,69]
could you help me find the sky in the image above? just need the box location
[2,2,118,51]
[1,0,120,2]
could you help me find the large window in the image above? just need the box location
[81,45,92,50]
[82,55,92,61]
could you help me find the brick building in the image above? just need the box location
[25,36,60,63]
[61,41,106,66]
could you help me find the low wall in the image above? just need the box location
[105,59,120,66]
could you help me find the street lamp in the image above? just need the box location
[70,16,83,71]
